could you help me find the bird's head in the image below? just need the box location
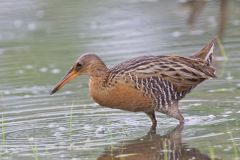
[50,54,105,95]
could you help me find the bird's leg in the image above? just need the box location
[175,111,184,124]
[146,112,157,132]
[166,101,184,124]
[179,116,184,124]
[167,107,184,124]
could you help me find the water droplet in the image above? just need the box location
[226,72,233,80]
[171,31,181,38]
[51,68,61,74]
[223,146,232,152]
[208,89,214,93]
[232,19,240,26]
[40,67,48,73]
[28,22,36,31]
[192,103,201,107]
[58,141,66,145]
[13,20,23,28]
[3,90,11,95]
[28,137,34,142]
[224,111,232,114]
[214,145,223,148]
[190,30,204,35]
[95,126,106,136]
[24,64,34,69]
[226,76,233,80]
[58,127,67,132]
[83,125,92,130]
[23,94,31,98]
[48,123,59,128]
[222,115,229,117]
[68,143,75,150]
[208,115,215,119]
[53,132,62,138]
[16,69,25,74]
[190,156,196,160]
[59,154,65,158]
[65,91,73,94]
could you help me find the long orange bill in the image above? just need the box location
[50,67,79,95]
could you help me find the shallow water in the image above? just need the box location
[0,0,240,159]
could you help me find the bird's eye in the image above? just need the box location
[76,63,82,70]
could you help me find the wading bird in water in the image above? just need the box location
[50,39,216,130]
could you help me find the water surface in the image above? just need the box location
[0,0,240,159]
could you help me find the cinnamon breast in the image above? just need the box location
[89,79,153,112]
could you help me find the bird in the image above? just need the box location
[50,38,216,130]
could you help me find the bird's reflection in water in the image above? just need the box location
[98,124,220,160]
[178,0,206,30]
[179,0,228,39]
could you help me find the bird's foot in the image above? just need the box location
[179,120,185,124]
[148,126,156,135]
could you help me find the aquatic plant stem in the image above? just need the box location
[31,143,39,160]
[208,144,216,160]
[227,131,239,159]
[163,140,168,160]
[216,36,227,60]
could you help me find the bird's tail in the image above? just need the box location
[190,38,216,65]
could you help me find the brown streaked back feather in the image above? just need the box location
[109,55,215,93]
[107,40,216,112]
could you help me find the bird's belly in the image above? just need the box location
[90,84,153,112]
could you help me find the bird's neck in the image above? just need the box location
[88,62,109,77]
[88,63,110,89]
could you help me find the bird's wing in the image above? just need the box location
[109,55,215,92]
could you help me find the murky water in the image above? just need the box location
[0,0,240,159]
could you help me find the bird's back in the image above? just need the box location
[107,39,216,113]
